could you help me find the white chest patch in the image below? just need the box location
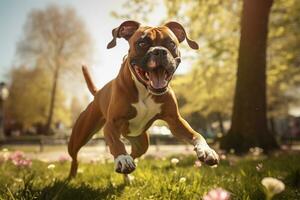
[127,73,162,137]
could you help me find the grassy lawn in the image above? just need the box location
[0,151,299,200]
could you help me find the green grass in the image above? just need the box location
[1,145,66,153]
[0,152,300,200]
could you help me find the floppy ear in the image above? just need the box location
[107,20,140,49]
[164,21,199,50]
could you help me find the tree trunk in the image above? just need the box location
[268,117,277,135]
[217,112,225,135]
[0,100,5,140]
[45,66,59,134]
[220,0,278,153]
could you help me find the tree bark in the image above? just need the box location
[268,117,277,135]
[220,0,279,153]
[217,112,225,135]
[0,100,5,140]
[45,66,59,134]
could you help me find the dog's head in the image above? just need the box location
[107,21,199,95]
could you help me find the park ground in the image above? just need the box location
[0,145,300,200]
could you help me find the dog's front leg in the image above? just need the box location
[163,115,219,166]
[103,122,136,174]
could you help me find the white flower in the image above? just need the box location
[229,149,235,154]
[179,177,186,183]
[1,151,10,161]
[124,174,135,184]
[171,158,179,166]
[47,164,55,169]
[134,158,139,164]
[2,148,8,152]
[77,168,84,174]
[127,174,135,181]
[261,177,285,198]
[250,147,263,156]
[14,178,23,183]
[111,182,116,187]
[40,158,49,163]
[256,163,263,172]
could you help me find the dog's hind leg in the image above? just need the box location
[126,132,149,159]
[68,100,104,178]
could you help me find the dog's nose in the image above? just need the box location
[152,47,167,57]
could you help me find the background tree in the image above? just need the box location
[17,5,92,133]
[6,65,71,129]
[220,0,278,152]
[70,96,89,125]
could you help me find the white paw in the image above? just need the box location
[114,155,136,174]
[194,142,219,166]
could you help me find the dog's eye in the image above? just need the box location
[138,41,148,48]
[169,41,176,49]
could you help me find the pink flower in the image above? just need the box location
[9,151,32,168]
[220,154,227,160]
[58,155,70,163]
[194,160,202,168]
[13,159,32,167]
[203,188,231,200]
[9,151,24,161]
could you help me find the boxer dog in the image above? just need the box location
[68,21,219,177]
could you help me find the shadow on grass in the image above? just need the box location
[37,179,126,200]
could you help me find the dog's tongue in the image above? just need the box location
[149,70,167,89]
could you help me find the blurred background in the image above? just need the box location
[0,0,299,160]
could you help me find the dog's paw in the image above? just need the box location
[114,155,136,174]
[194,143,219,166]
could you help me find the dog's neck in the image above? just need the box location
[129,65,151,100]
[116,57,149,99]
[127,59,152,100]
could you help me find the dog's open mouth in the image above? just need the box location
[133,65,173,95]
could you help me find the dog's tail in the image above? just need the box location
[82,65,98,96]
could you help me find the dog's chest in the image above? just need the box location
[127,79,162,137]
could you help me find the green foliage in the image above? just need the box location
[111,0,157,23]
[0,153,299,199]
[169,1,240,122]
[267,0,300,117]
[7,66,71,128]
